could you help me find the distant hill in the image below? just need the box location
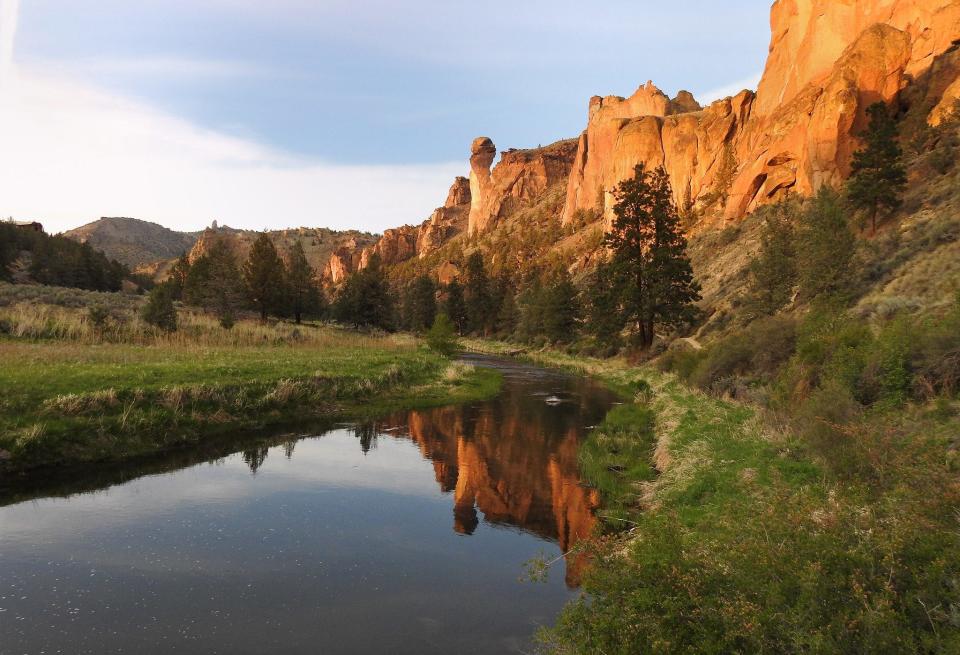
[63,217,200,269]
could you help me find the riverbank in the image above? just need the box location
[463,338,960,652]
[1,322,500,474]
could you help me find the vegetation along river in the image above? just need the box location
[0,355,619,654]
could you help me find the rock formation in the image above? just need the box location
[559,0,960,229]
[470,138,579,235]
[468,137,498,235]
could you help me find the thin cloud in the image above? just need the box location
[58,54,281,80]
[0,63,463,235]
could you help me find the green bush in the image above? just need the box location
[141,284,178,332]
[425,312,459,357]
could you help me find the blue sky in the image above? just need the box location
[1,1,771,233]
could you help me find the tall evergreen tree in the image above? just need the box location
[332,253,394,330]
[463,252,493,335]
[406,275,437,333]
[443,279,468,335]
[244,233,287,321]
[798,186,856,302]
[184,239,245,327]
[605,164,701,349]
[541,270,580,344]
[586,259,624,349]
[285,241,322,324]
[847,102,907,236]
[748,199,799,315]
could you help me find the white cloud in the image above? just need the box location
[696,73,763,105]
[0,0,463,235]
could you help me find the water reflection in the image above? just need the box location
[346,357,617,586]
[0,357,619,654]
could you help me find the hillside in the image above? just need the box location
[63,217,200,269]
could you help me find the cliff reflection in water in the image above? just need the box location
[353,362,618,587]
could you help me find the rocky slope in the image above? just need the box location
[186,226,378,284]
[336,0,960,286]
[63,217,199,269]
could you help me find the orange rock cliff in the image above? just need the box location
[330,0,960,280]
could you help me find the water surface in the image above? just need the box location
[0,356,618,654]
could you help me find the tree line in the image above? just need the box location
[0,222,134,292]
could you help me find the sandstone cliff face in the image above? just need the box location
[470,138,578,235]
[755,0,960,117]
[559,0,960,229]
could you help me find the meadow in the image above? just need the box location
[0,284,499,472]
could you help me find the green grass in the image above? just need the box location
[1,318,501,472]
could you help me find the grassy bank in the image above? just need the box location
[1,294,500,473]
[465,338,960,653]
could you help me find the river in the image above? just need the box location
[0,356,618,654]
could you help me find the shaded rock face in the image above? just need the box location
[561,0,960,229]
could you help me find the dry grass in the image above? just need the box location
[0,299,412,350]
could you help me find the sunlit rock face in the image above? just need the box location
[754,0,960,118]
[560,0,960,230]
[467,137,578,237]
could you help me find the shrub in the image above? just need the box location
[141,284,178,332]
[425,312,459,357]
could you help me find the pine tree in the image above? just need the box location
[285,241,321,324]
[541,270,580,344]
[798,186,856,302]
[406,275,437,333]
[605,164,701,349]
[184,239,245,327]
[748,199,799,315]
[332,253,393,330]
[142,283,178,332]
[494,279,518,337]
[847,102,907,236]
[586,258,625,349]
[443,278,467,335]
[463,252,492,335]
[244,233,287,321]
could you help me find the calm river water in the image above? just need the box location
[0,356,618,654]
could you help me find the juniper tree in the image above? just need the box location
[605,164,701,349]
[847,102,907,236]
[243,233,287,321]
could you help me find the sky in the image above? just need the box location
[0,1,771,235]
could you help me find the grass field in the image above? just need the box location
[1,292,500,472]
